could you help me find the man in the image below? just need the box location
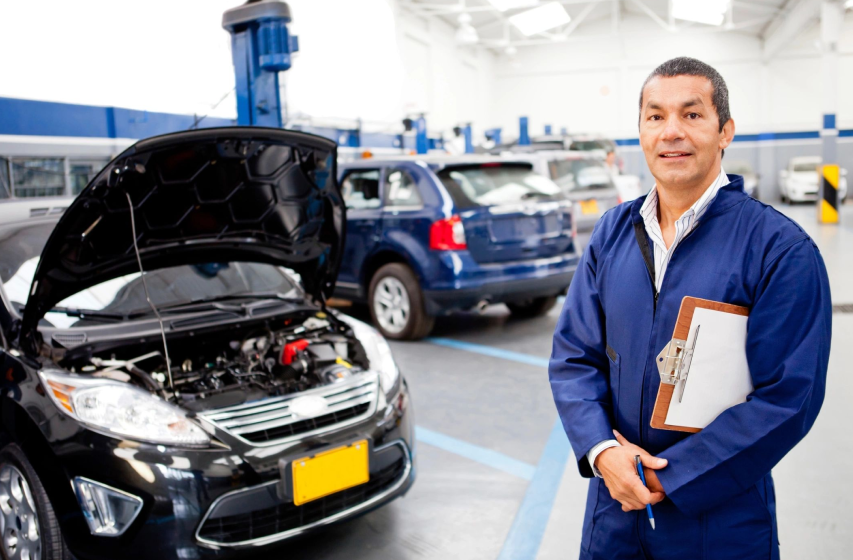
[549,57,831,559]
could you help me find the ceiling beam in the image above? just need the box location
[627,0,673,32]
[761,0,822,60]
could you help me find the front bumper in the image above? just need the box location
[44,380,415,560]
[423,252,579,314]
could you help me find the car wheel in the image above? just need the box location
[0,444,71,560]
[506,296,558,318]
[368,264,434,340]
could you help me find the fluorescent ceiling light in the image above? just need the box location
[509,2,571,36]
[671,0,729,26]
[487,0,540,11]
[456,25,479,45]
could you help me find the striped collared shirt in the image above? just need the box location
[639,167,730,291]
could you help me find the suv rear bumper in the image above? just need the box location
[423,253,579,314]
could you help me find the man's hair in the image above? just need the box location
[638,57,731,132]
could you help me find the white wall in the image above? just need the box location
[490,11,853,141]
[0,0,496,141]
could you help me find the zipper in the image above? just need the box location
[637,220,703,446]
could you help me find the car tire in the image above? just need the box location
[368,264,434,341]
[0,443,72,560]
[506,296,558,318]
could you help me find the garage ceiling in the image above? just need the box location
[400,0,816,56]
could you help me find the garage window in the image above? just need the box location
[11,158,65,198]
[341,169,382,210]
[0,157,9,199]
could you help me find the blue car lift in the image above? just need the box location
[222,0,442,154]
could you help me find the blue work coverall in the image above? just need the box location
[549,176,831,559]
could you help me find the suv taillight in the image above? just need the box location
[430,215,467,250]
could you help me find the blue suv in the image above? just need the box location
[335,157,580,339]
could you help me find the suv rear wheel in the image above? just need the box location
[506,296,558,318]
[0,444,71,560]
[368,263,434,340]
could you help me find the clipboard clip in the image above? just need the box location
[656,337,695,385]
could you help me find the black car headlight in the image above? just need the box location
[39,370,210,447]
[337,315,401,399]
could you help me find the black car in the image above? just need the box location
[0,128,415,559]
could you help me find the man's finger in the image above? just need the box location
[640,453,668,469]
[612,430,629,446]
[627,478,652,504]
[649,491,666,505]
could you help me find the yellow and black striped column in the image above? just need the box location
[818,164,839,224]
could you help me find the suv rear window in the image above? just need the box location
[548,159,615,192]
[437,164,563,208]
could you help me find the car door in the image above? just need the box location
[336,168,383,298]
[380,166,432,263]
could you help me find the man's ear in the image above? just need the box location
[720,118,735,150]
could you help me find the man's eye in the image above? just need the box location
[649,115,662,121]
[686,113,700,119]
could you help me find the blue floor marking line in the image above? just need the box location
[415,426,536,481]
[496,419,572,560]
[426,338,549,369]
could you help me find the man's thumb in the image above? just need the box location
[642,455,668,469]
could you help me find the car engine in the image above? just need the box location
[63,312,370,412]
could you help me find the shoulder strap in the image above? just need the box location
[633,220,656,290]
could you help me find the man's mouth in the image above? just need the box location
[659,151,691,159]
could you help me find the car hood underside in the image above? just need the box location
[20,127,343,350]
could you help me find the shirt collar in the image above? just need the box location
[640,167,729,224]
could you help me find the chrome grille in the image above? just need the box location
[199,372,378,445]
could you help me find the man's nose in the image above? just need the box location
[660,115,685,142]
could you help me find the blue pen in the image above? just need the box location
[635,455,656,530]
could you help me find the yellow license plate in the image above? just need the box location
[579,199,600,215]
[292,440,369,506]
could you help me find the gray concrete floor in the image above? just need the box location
[267,200,853,560]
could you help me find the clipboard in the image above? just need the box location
[650,297,750,433]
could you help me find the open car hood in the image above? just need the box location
[21,128,343,350]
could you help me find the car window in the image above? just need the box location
[341,169,381,210]
[437,164,564,208]
[383,168,422,208]
[548,159,615,192]
[793,162,819,172]
[569,140,607,151]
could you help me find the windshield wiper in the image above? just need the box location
[138,292,305,316]
[48,307,127,321]
[521,191,556,200]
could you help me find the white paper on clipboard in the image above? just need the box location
[664,307,754,429]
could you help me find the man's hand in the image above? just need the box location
[594,430,668,512]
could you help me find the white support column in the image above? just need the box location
[820,0,843,165]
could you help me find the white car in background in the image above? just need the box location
[725,160,759,199]
[780,156,848,203]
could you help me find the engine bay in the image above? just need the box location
[60,311,370,412]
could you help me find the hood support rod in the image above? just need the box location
[125,191,175,394]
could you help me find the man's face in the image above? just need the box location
[639,75,734,190]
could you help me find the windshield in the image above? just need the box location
[569,140,608,151]
[793,161,819,172]
[548,159,615,192]
[437,165,564,208]
[0,220,298,329]
[725,161,753,175]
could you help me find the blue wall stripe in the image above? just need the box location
[415,426,536,481]
[617,129,843,145]
[426,337,549,368]
[0,97,234,139]
[824,114,837,130]
[497,419,572,560]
